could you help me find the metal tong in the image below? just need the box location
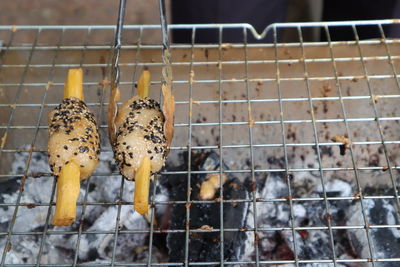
[110,0,172,100]
[109,0,173,145]
[108,0,126,144]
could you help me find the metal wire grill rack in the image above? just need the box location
[1,20,400,266]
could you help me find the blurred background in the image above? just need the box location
[1,0,399,43]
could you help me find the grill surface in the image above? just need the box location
[1,20,400,266]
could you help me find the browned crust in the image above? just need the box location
[162,84,175,154]
[108,86,120,144]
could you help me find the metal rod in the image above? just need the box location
[0,29,41,267]
[272,25,300,267]
[111,0,127,91]
[183,26,196,267]
[35,28,65,267]
[217,26,225,267]
[243,26,260,267]
[297,25,338,266]
[159,0,172,89]
[71,28,94,267]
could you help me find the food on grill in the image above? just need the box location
[331,135,351,156]
[48,69,100,226]
[166,151,250,264]
[108,69,175,215]
[199,173,228,200]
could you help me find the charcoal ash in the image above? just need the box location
[81,236,165,264]
[165,151,250,265]
[0,150,150,263]
[346,188,400,267]
[1,151,71,264]
[252,171,357,265]
[2,147,400,265]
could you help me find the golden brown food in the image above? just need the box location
[114,96,167,180]
[199,173,228,200]
[108,69,174,215]
[331,135,351,156]
[48,97,100,179]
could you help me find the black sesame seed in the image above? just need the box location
[79,146,89,153]
[63,145,68,150]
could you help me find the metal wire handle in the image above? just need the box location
[159,0,173,89]
[111,0,126,93]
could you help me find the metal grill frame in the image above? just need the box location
[1,20,400,266]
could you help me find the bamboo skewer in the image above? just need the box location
[134,70,152,215]
[63,69,84,100]
[53,161,81,226]
[52,69,83,226]
[134,156,151,215]
[137,69,150,99]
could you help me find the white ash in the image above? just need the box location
[315,179,353,198]
[2,147,399,265]
[347,197,400,265]
[240,171,356,264]
[0,149,153,263]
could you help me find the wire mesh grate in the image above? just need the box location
[1,20,400,266]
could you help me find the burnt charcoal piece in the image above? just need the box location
[347,190,400,267]
[166,151,250,264]
[0,178,19,215]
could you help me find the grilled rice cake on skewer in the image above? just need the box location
[108,69,174,215]
[48,69,100,226]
